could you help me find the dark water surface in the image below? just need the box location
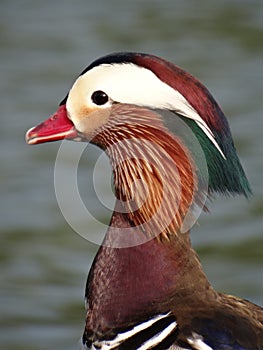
[1,1,263,349]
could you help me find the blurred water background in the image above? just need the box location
[1,1,263,349]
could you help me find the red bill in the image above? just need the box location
[26,104,77,145]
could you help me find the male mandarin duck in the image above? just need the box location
[26,53,263,349]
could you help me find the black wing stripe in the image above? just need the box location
[115,314,177,349]
[88,313,180,349]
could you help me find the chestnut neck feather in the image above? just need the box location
[92,104,197,239]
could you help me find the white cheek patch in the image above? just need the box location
[67,63,225,159]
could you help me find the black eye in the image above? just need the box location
[91,90,109,105]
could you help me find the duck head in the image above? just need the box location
[26,52,251,202]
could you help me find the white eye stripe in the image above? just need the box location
[67,63,225,159]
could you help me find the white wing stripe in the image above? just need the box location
[137,321,177,350]
[100,312,172,348]
[88,312,177,349]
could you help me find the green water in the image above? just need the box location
[1,1,263,349]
